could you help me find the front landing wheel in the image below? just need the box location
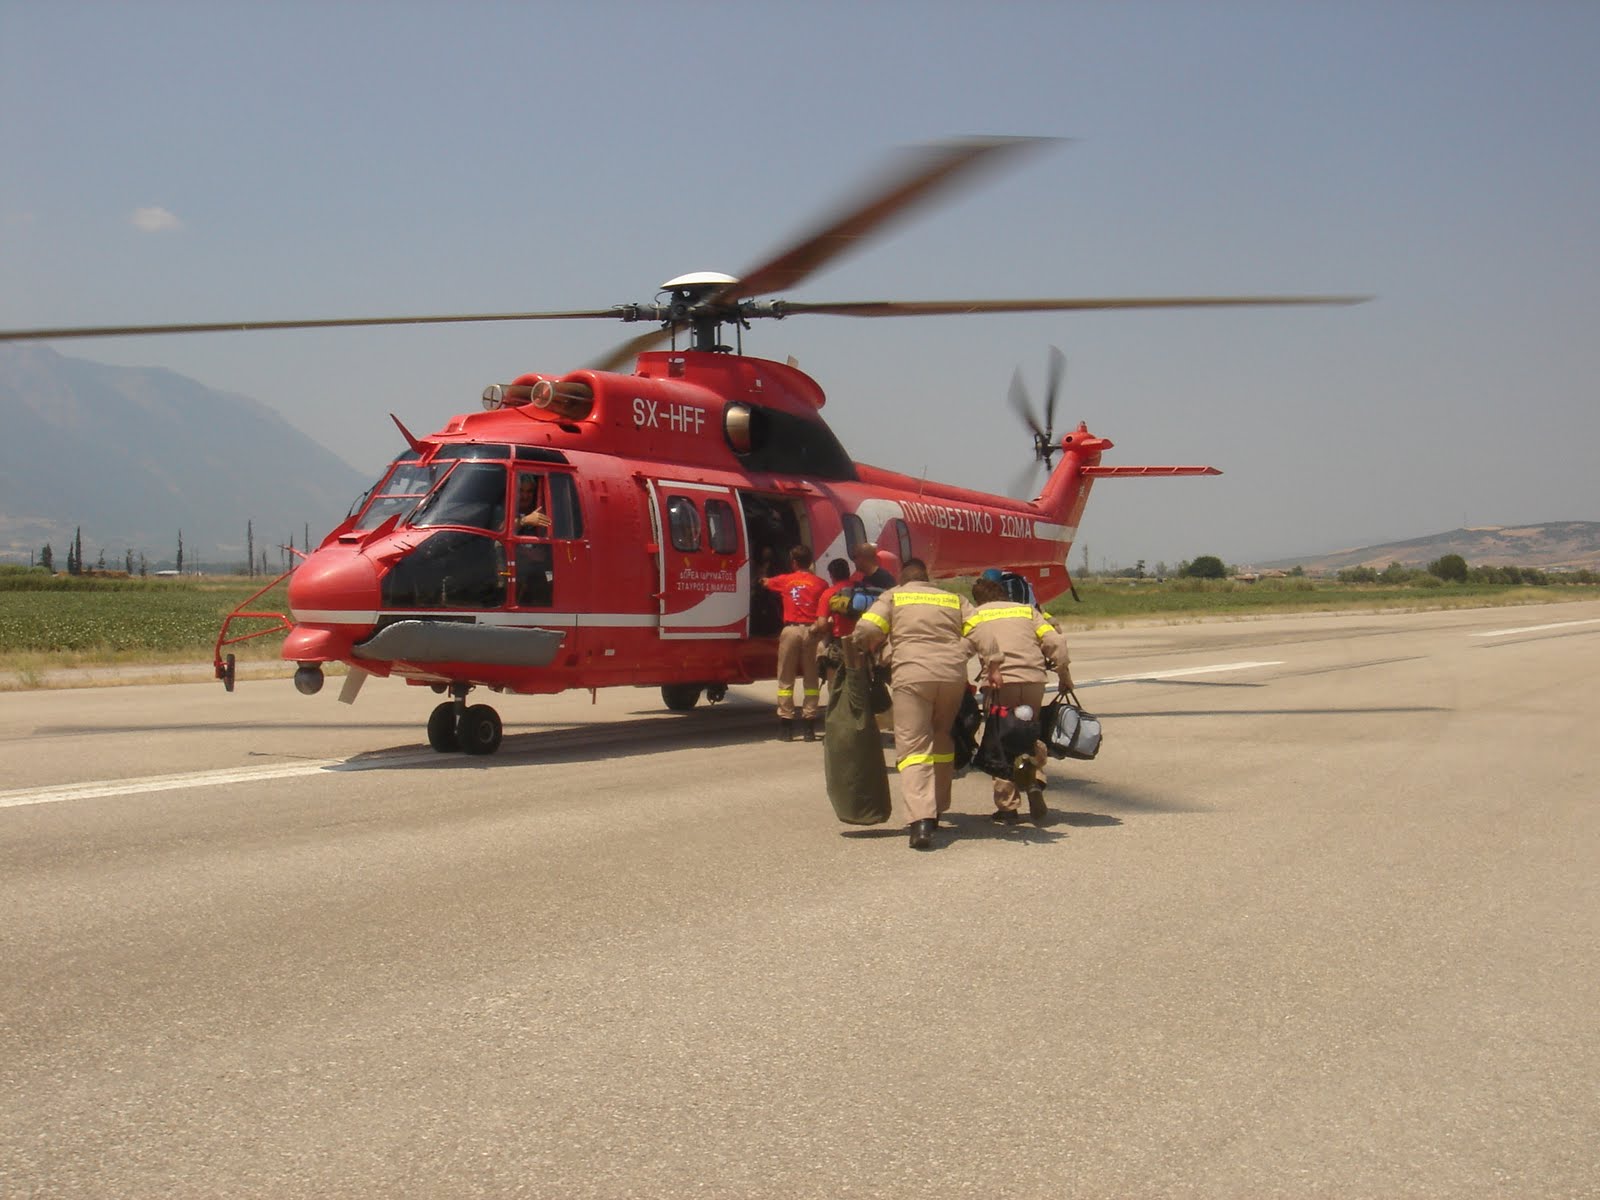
[661,684,703,711]
[427,701,460,752]
[458,704,503,755]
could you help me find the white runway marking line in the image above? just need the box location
[1471,617,1600,639]
[1087,660,1284,686]
[0,750,442,811]
[0,761,344,809]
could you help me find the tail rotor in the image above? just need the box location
[1007,346,1066,499]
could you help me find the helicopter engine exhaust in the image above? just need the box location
[531,379,594,420]
[481,379,595,421]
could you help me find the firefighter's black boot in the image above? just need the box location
[779,718,794,741]
[802,718,817,742]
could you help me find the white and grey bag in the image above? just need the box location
[1043,691,1102,761]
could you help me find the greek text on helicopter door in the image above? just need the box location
[646,480,748,639]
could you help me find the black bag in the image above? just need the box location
[951,687,983,771]
[1040,691,1102,760]
[974,702,1042,779]
[868,665,892,715]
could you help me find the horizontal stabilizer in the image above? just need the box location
[1081,465,1221,477]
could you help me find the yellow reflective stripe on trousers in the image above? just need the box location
[897,750,956,770]
[802,688,820,697]
[777,688,794,698]
[893,591,962,609]
[961,604,1033,635]
[858,610,890,632]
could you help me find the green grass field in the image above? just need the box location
[1047,576,1599,623]
[0,570,292,670]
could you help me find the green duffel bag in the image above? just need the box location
[823,662,892,825]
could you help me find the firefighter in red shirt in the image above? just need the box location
[761,546,828,741]
[812,557,855,700]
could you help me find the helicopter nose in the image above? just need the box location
[287,547,381,625]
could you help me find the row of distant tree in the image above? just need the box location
[34,520,317,578]
[1090,552,1598,585]
[1092,555,1242,580]
[1335,555,1598,586]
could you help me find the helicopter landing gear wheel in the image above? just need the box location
[458,704,503,755]
[661,683,703,711]
[427,701,460,752]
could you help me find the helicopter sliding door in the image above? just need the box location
[646,480,748,639]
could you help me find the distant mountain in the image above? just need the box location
[0,345,371,568]
[1261,522,1600,573]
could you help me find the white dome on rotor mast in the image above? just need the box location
[660,272,740,291]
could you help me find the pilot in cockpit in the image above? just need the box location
[516,474,552,533]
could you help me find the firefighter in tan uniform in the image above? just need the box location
[850,558,975,850]
[964,570,1073,823]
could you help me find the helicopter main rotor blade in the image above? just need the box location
[0,310,623,343]
[577,136,1059,372]
[723,136,1056,303]
[771,294,1371,317]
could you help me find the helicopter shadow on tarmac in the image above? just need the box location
[334,697,793,772]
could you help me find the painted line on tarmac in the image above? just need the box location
[1087,660,1284,686]
[1471,617,1600,639]
[0,752,443,811]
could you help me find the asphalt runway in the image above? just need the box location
[3,601,1598,1198]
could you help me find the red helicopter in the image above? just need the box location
[1,138,1363,754]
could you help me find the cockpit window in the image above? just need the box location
[354,455,443,530]
[548,474,583,539]
[410,462,508,532]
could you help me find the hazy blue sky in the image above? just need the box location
[4,0,1597,568]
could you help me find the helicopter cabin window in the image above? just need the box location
[354,455,444,530]
[411,462,507,532]
[667,496,702,552]
[842,514,867,557]
[705,498,739,556]
[886,518,913,565]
